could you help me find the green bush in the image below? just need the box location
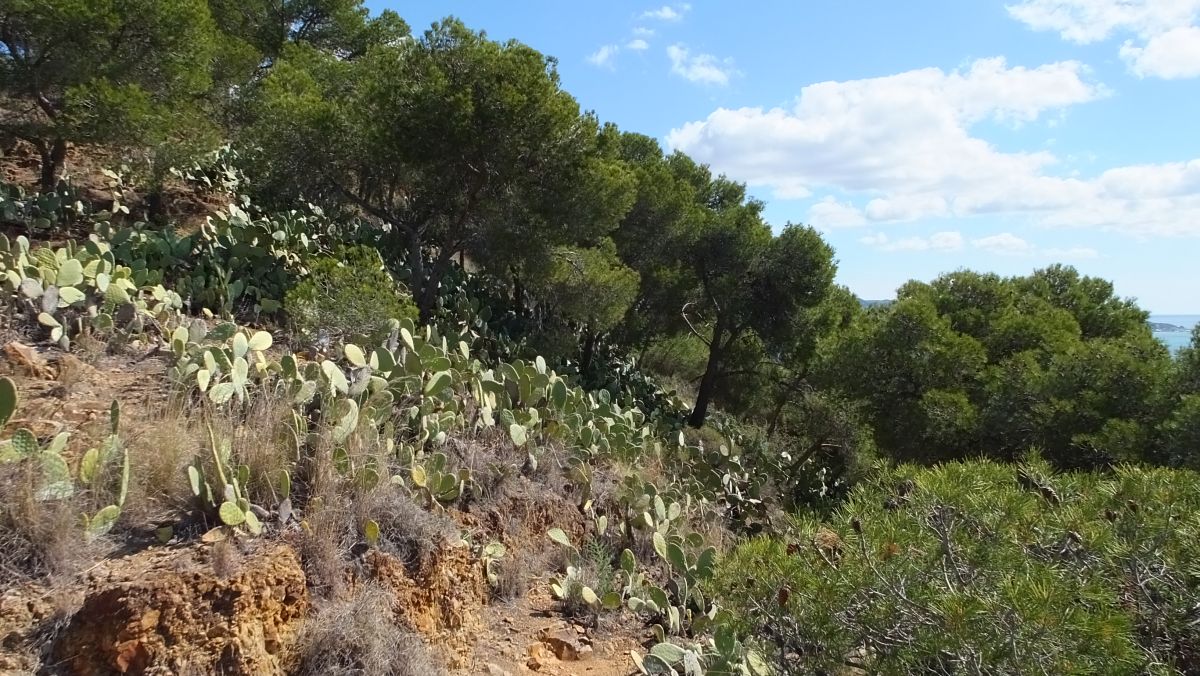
[285,245,417,349]
[712,460,1200,675]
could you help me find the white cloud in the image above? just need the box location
[632,26,656,36]
[641,3,691,21]
[1008,0,1200,79]
[809,197,866,228]
[668,57,1200,237]
[865,194,950,221]
[667,44,737,86]
[861,230,1098,258]
[1120,25,1200,78]
[859,231,965,252]
[627,38,650,51]
[971,232,1098,258]
[587,44,620,69]
[971,232,1035,255]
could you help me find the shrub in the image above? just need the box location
[712,460,1200,675]
[285,245,417,350]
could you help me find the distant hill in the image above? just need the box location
[858,299,893,308]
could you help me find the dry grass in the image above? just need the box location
[490,549,533,602]
[120,390,301,532]
[0,461,96,588]
[210,538,242,579]
[121,400,204,525]
[222,392,298,507]
[354,486,457,571]
[295,585,444,676]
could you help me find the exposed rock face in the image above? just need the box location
[52,542,308,675]
[365,542,488,670]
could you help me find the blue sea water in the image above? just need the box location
[1150,315,1199,353]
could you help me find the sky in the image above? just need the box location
[368,1,1200,312]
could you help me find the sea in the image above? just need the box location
[1150,315,1199,353]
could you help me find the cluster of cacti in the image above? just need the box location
[79,401,131,537]
[409,452,471,507]
[168,321,274,404]
[0,234,183,349]
[0,377,73,500]
[0,180,86,231]
[101,197,331,316]
[187,425,265,535]
[546,529,624,612]
[0,378,131,538]
[480,541,506,587]
[632,629,770,676]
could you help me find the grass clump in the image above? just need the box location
[295,585,443,676]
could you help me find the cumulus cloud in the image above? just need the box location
[641,3,691,21]
[632,26,656,36]
[860,230,1099,258]
[1008,0,1200,78]
[1119,25,1200,78]
[626,38,650,51]
[859,231,965,252]
[971,232,1099,258]
[668,57,1200,237]
[666,44,738,86]
[587,44,620,68]
[809,197,866,228]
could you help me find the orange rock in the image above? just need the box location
[4,341,52,379]
[51,542,308,675]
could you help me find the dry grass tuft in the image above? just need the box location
[0,461,96,588]
[295,585,444,676]
[354,486,457,571]
[210,538,242,579]
[222,392,298,507]
[122,400,203,525]
[490,549,533,602]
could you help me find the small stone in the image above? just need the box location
[487,662,513,676]
[540,629,588,661]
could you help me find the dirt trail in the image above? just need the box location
[461,580,642,676]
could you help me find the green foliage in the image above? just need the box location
[284,245,417,349]
[105,199,333,317]
[525,239,640,371]
[820,268,1173,468]
[246,18,629,322]
[713,460,1200,674]
[0,0,220,188]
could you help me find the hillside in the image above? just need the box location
[2,2,1200,674]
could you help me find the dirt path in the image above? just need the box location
[461,579,642,676]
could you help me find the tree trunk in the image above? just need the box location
[580,327,598,377]
[417,244,455,326]
[767,369,807,436]
[146,186,166,224]
[39,138,67,192]
[512,269,525,316]
[408,231,429,324]
[688,320,726,428]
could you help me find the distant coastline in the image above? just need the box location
[1150,322,1189,332]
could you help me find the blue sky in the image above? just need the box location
[370,1,1200,312]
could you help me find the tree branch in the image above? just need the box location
[680,301,712,347]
